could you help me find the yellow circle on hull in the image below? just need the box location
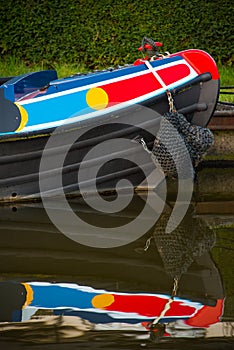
[14,103,28,131]
[86,87,109,110]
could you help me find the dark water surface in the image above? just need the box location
[0,168,233,349]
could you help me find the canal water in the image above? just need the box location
[0,167,233,349]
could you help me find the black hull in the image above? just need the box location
[0,76,219,202]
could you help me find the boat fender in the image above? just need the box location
[151,112,214,177]
[0,89,28,133]
[135,112,214,177]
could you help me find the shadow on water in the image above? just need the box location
[0,173,233,349]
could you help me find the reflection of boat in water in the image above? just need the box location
[0,195,225,343]
[0,197,223,293]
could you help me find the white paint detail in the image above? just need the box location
[144,60,168,89]
[19,59,196,106]
[18,59,198,132]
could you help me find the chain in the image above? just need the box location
[144,236,154,251]
[166,90,177,113]
[139,137,152,154]
[150,277,179,327]
[131,135,152,154]
[171,276,179,297]
[143,58,176,114]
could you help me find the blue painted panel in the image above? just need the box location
[23,89,91,126]
[0,70,58,101]
[43,56,183,95]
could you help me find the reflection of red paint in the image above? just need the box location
[185,299,224,327]
[141,322,170,337]
[102,294,197,317]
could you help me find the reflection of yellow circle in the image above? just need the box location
[22,283,34,308]
[14,103,28,131]
[92,293,114,309]
[86,87,109,110]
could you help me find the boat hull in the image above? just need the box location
[0,49,220,201]
[0,78,219,202]
[0,106,159,201]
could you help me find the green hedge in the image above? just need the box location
[0,0,233,68]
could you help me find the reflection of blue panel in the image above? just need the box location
[53,309,189,325]
[54,309,141,324]
[31,285,97,309]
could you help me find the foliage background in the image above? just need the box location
[0,0,233,68]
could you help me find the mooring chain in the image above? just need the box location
[166,90,177,113]
[150,276,180,327]
[143,236,154,251]
[171,276,179,298]
[139,137,152,154]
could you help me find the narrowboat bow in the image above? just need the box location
[0,38,219,201]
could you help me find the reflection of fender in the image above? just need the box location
[0,282,27,322]
[0,89,28,132]
[185,299,224,328]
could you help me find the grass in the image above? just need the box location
[0,56,233,103]
[218,65,234,104]
[211,227,234,319]
[0,56,88,78]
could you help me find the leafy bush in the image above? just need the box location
[0,0,233,68]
